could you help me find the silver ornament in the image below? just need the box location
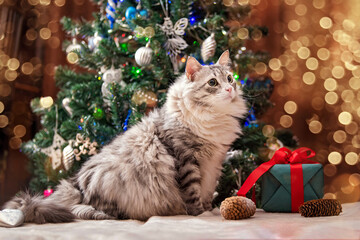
[201,33,216,62]
[66,38,81,53]
[62,144,74,171]
[62,98,73,116]
[102,66,123,84]
[101,82,112,106]
[135,42,153,66]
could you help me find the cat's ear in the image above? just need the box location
[186,57,202,81]
[217,50,231,67]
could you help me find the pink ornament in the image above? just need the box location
[43,188,53,197]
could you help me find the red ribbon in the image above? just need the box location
[237,147,316,212]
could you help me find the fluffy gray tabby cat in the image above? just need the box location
[3,50,247,223]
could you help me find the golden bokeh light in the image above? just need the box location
[309,120,322,134]
[341,184,354,194]
[39,28,51,40]
[284,101,297,114]
[313,0,325,9]
[237,0,249,5]
[279,115,293,128]
[262,125,275,137]
[325,92,338,105]
[328,151,342,165]
[323,192,336,199]
[333,130,347,143]
[345,121,358,135]
[54,0,66,7]
[7,58,20,70]
[332,66,345,79]
[26,29,37,41]
[295,4,307,16]
[338,111,352,125]
[305,57,319,70]
[40,0,50,5]
[352,135,360,148]
[268,58,281,71]
[288,20,301,32]
[5,70,17,81]
[302,72,316,85]
[39,96,54,108]
[343,19,355,31]
[349,173,360,187]
[0,115,9,128]
[324,78,337,91]
[297,47,310,59]
[319,17,333,29]
[13,125,26,138]
[349,77,360,90]
[0,101,4,114]
[341,90,354,102]
[21,62,34,75]
[270,69,284,81]
[290,41,301,53]
[341,51,353,63]
[251,29,262,41]
[345,152,358,165]
[237,28,249,39]
[284,0,296,5]
[254,62,267,75]
[317,48,330,60]
[9,137,22,150]
[324,164,337,177]
[223,0,234,6]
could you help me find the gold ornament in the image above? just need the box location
[131,90,158,107]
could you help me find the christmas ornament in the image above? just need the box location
[62,144,74,171]
[62,97,73,116]
[135,42,153,66]
[66,38,81,54]
[299,199,342,217]
[123,109,132,131]
[93,107,104,120]
[106,0,118,29]
[0,209,24,228]
[88,32,102,51]
[101,82,112,105]
[220,196,256,220]
[43,187,54,198]
[73,133,98,161]
[158,0,188,73]
[102,66,123,84]
[131,90,158,107]
[125,6,137,29]
[201,33,216,62]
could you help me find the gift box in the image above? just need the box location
[261,164,323,212]
[237,147,324,213]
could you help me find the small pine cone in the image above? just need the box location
[220,196,256,220]
[299,199,342,217]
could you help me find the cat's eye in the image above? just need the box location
[208,78,218,86]
[227,75,233,83]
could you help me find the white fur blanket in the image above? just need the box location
[1,202,359,240]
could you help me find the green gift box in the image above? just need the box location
[261,164,324,212]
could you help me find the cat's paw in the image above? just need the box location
[202,201,213,211]
[186,206,205,216]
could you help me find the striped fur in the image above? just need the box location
[3,51,247,223]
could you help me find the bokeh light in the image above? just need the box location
[328,151,342,165]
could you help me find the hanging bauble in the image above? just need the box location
[62,144,74,171]
[125,6,137,29]
[88,32,102,51]
[102,66,123,84]
[62,97,73,116]
[43,187,54,198]
[131,90,158,108]
[66,38,81,54]
[139,9,149,18]
[106,0,118,29]
[93,107,104,120]
[101,82,112,106]
[201,33,216,62]
[135,42,153,67]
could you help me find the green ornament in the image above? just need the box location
[120,43,128,52]
[93,107,104,120]
[131,66,142,77]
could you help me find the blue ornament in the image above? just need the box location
[125,7,137,21]
[106,0,118,29]
[139,9,148,18]
[123,109,132,131]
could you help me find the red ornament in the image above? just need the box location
[44,187,54,197]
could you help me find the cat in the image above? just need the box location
[3,50,247,223]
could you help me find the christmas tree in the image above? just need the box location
[22,0,297,205]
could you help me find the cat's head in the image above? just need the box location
[183,50,243,111]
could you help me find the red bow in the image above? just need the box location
[237,147,316,212]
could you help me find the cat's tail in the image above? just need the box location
[2,191,75,224]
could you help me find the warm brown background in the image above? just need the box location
[1,0,359,205]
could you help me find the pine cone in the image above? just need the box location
[220,196,256,220]
[299,199,342,217]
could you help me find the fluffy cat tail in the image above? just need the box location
[2,191,75,224]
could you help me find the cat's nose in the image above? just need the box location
[225,86,232,93]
